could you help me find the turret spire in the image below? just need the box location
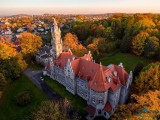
[51,18,63,59]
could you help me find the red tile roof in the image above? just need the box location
[88,65,110,92]
[104,102,112,112]
[53,52,77,69]
[80,54,92,61]
[50,51,129,92]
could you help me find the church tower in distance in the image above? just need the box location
[51,18,63,59]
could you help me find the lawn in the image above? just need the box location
[0,75,48,120]
[44,77,87,112]
[101,52,152,72]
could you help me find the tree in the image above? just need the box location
[0,40,17,60]
[132,18,156,35]
[18,32,42,55]
[33,100,80,120]
[120,16,135,53]
[133,62,144,79]
[111,18,124,40]
[131,31,149,56]
[71,21,91,41]
[63,33,78,48]
[135,63,160,94]
[0,73,7,91]
[87,38,107,53]
[0,58,22,80]
[112,90,160,120]
[144,36,159,58]
[104,27,115,41]
[15,91,32,106]
[64,33,87,57]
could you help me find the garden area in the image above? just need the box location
[101,52,152,72]
[0,75,47,120]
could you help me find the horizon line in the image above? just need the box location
[1,12,160,17]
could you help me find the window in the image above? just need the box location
[104,112,106,116]
[98,99,103,104]
[98,97,103,104]
[98,110,101,114]
[92,97,95,103]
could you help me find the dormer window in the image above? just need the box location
[94,82,97,86]
[113,71,118,76]
[107,76,112,83]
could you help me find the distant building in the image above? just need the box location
[42,19,133,120]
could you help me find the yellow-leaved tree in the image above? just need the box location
[135,62,160,94]
[0,40,17,60]
[112,90,160,120]
[131,31,149,56]
[18,32,42,55]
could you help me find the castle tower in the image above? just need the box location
[51,18,63,59]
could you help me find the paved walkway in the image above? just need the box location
[24,68,61,100]
[24,68,86,120]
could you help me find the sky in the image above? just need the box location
[0,0,160,15]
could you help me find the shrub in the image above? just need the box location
[15,91,32,106]
[133,62,144,79]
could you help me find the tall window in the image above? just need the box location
[115,90,119,104]
[92,97,95,103]
[98,97,103,104]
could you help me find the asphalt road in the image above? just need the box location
[24,68,61,100]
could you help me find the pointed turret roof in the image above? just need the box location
[53,18,57,26]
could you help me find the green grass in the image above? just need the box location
[44,77,87,112]
[101,52,152,72]
[0,75,48,120]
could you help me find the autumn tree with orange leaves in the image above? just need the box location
[63,33,87,57]
[134,62,160,94]
[18,32,42,55]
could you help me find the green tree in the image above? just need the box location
[0,58,22,80]
[111,18,124,40]
[133,62,144,79]
[132,18,156,35]
[144,36,159,58]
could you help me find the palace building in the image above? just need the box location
[43,19,133,120]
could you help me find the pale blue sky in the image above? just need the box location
[0,0,160,15]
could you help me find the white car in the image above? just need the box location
[40,77,44,81]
